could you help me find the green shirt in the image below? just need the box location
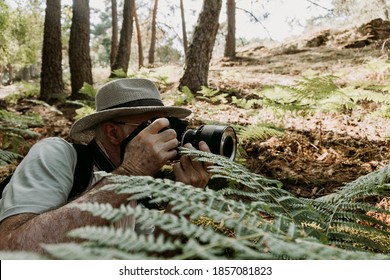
[0,137,77,222]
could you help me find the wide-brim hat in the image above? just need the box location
[69,78,192,143]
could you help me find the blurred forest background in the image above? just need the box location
[2,0,390,259]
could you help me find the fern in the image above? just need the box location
[78,82,97,99]
[0,109,43,128]
[0,251,47,260]
[283,75,339,102]
[43,243,147,260]
[66,225,182,253]
[173,86,195,106]
[238,122,284,142]
[2,150,390,259]
[258,75,382,118]
[318,164,390,203]
[0,109,42,152]
[197,86,228,104]
[231,96,262,109]
[74,106,96,120]
[111,68,127,78]
[0,149,23,166]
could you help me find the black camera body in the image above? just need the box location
[120,117,237,161]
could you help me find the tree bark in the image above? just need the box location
[179,0,222,93]
[110,0,135,77]
[110,0,119,66]
[224,0,236,58]
[133,5,144,69]
[39,0,64,103]
[69,0,93,100]
[180,0,188,56]
[379,0,389,20]
[148,0,158,65]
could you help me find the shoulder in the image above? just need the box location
[20,137,78,175]
[29,137,76,160]
[0,138,78,221]
[34,137,74,150]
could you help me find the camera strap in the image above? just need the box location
[66,139,117,199]
[88,139,116,173]
[0,139,117,201]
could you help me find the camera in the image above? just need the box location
[120,117,237,161]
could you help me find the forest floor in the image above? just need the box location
[2,20,390,209]
[205,42,390,199]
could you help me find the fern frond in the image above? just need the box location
[0,149,23,165]
[259,233,390,260]
[42,243,150,260]
[197,86,228,104]
[25,99,63,115]
[238,122,284,142]
[0,251,48,260]
[328,230,389,252]
[0,126,41,139]
[0,109,43,128]
[318,164,390,203]
[78,82,97,98]
[343,87,390,104]
[67,225,182,253]
[231,96,262,109]
[282,75,339,101]
[47,149,390,259]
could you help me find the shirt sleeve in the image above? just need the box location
[0,137,77,221]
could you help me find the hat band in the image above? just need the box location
[101,98,164,111]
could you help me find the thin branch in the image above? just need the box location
[305,0,334,13]
[236,6,273,40]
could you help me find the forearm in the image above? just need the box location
[0,178,128,253]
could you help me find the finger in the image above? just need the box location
[143,118,170,134]
[173,158,210,189]
[198,141,213,168]
[198,141,211,152]
[158,127,178,143]
[181,143,204,170]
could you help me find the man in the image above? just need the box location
[0,78,211,253]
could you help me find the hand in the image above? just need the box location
[173,141,212,189]
[117,118,179,176]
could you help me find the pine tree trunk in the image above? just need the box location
[39,0,64,103]
[224,0,236,58]
[180,0,188,56]
[111,0,135,77]
[179,0,222,93]
[148,0,158,65]
[379,0,390,20]
[133,6,144,69]
[110,0,119,66]
[69,0,93,100]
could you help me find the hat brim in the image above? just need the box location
[69,106,192,143]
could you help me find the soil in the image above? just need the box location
[2,19,390,204]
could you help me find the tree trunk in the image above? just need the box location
[110,0,119,66]
[69,0,93,100]
[39,0,64,103]
[179,0,222,93]
[110,0,135,77]
[133,5,144,69]
[148,0,158,65]
[379,0,389,20]
[224,0,236,59]
[180,0,188,56]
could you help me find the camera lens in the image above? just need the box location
[181,125,237,160]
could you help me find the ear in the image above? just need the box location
[101,123,123,145]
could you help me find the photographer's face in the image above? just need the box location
[113,112,166,137]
